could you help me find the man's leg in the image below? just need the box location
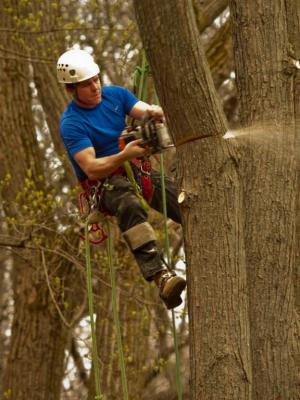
[148,172,187,307]
[101,175,163,280]
[149,172,182,224]
[100,175,185,308]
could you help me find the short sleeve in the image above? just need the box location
[120,87,139,114]
[60,120,92,157]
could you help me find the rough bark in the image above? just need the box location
[4,251,69,400]
[134,1,252,399]
[229,1,300,398]
[285,0,300,320]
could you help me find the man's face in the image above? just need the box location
[73,75,101,108]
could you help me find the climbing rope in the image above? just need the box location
[85,219,129,400]
[123,160,149,212]
[83,51,183,400]
[84,221,103,400]
[105,221,129,400]
[135,52,184,400]
[159,154,183,400]
[133,50,149,101]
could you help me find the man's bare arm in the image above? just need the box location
[74,139,147,180]
[129,101,164,120]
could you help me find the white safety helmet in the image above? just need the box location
[57,49,100,84]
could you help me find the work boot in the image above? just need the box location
[155,270,186,309]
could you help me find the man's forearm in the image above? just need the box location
[85,151,128,180]
[75,139,147,180]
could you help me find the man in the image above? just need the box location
[57,49,186,309]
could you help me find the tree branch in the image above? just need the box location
[70,336,89,388]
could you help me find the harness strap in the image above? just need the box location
[78,159,153,244]
[130,157,154,202]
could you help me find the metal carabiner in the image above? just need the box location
[89,181,102,210]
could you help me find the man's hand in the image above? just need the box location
[146,104,164,121]
[130,101,164,121]
[122,139,148,159]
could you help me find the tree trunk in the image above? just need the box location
[29,0,77,185]
[229,1,300,398]
[0,2,80,398]
[4,252,69,400]
[285,0,300,318]
[134,1,252,399]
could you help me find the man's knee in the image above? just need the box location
[122,222,156,251]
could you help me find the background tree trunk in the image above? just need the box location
[29,0,77,185]
[285,0,300,320]
[4,252,69,400]
[193,0,228,33]
[229,1,300,398]
[0,2,81,398]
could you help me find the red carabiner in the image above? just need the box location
[78,190,107,245]
[79,223,108,245]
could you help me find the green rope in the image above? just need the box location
[133,51,184,398]
[124,52,150,213]
[133,50,149,102]
[83,51,183,400]
[105,221,129,400]
[138,52,148,101]
[159,154,183,400]
[123,161,149,212]
[84,222,103,400]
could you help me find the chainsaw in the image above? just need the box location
[119,115,174,154]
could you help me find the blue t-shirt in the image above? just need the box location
[60,85,139,180]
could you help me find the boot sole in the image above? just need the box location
[160,277,186,309]
[162,295,183,309]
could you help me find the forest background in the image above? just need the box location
[0,0,299,399]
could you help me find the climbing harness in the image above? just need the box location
[78,161,151,246]
[78,180,108,245]
[123,160,152,209]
